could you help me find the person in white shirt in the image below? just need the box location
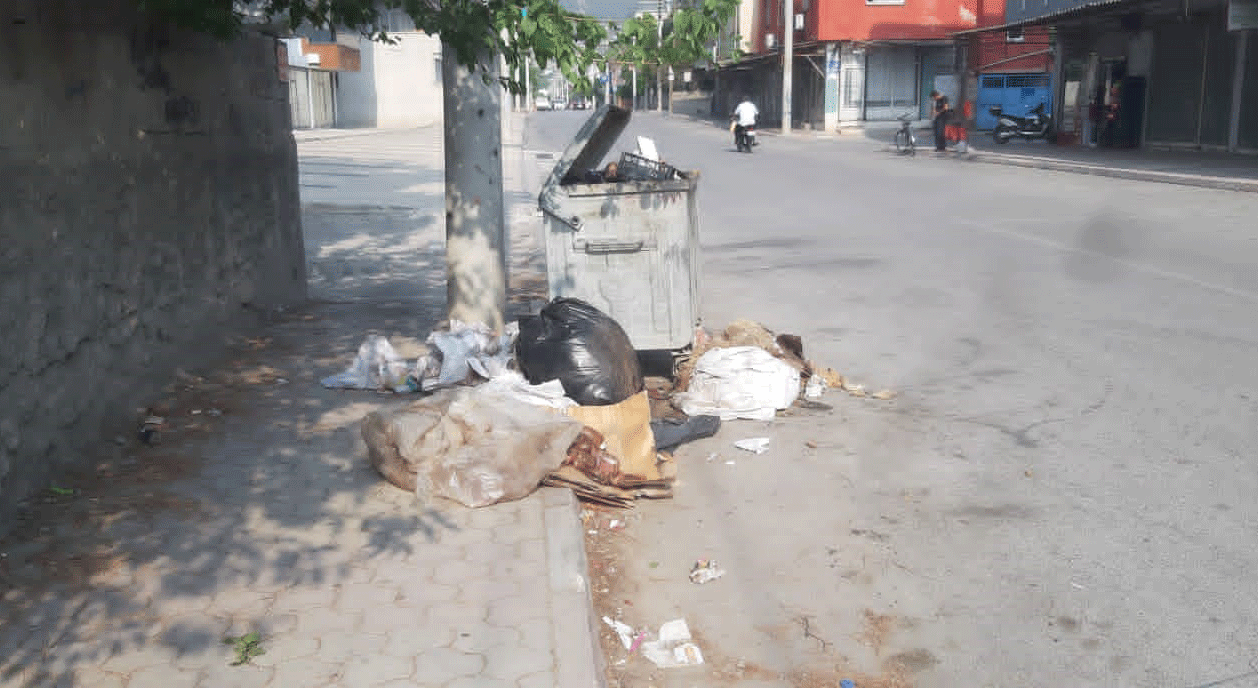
[731,95,758,150]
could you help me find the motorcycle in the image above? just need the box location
[732,121,757,152]
[991,103,1055,144]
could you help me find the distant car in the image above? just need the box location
[570,99,588,110]
[534,96,551,111]
[551,98,567,110]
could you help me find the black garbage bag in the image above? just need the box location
[516,298,644,406]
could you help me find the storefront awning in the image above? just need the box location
[951,0,1140,35]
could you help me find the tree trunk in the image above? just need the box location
[442,43,507,332]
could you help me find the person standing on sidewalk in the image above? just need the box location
[931,90,952,152]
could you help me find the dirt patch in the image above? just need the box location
[858,609,896,656]
[885,648,939,674]
[787,665,912,688]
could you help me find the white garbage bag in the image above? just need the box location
[674,346,801,421]
[321,335,415,392]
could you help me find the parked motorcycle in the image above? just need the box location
[991,103,1055,144]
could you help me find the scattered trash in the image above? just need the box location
[516,298,644,406]
[841,679,856,688]
[734,437,770,454]
[674,347,801,421]
[566,391,661,481]
[323,322,516,394]
[640,619,705,668]
[274,378,289,385]
[689,559,726,584]
[816,366,845,389]
[360,386,584,507]
[845,383,867,398]
[636,136,660,161]
[138,415,165,445]
[423,320,517,391]
[321,335,413,392]
[651,414,721,450]
[805,441,818,449]
[649,561,660,569]
[480,370,576,410]
[705,452,719,462]
[603,617,637,650]
[871,389,896,400]
[608,519,623,530]
[46,485,75,497]
[805,375,825,399]
[725,460,735,465]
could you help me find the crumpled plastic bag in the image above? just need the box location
[423,320,518,391]
[321,335,415,392]
[478,370,576,410]
[672,346,801,421]
[360,386,585,507]
[322,322,519,394]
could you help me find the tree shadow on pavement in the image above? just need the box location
[0,149,549,687]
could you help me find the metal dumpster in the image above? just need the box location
[537,105,700,351]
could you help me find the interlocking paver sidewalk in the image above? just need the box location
[0,113,604,688]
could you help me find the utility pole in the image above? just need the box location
[442,43,507,331]
[781,0,793,134]
[524,52,532,111]
[656,0,664,112]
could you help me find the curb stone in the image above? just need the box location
[961,149,1258,193]
[543,487,608,688]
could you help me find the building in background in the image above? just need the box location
[713,0,983,129]
[957,0,1054,131]
[969,0,1256,151]
[285,8,444,129]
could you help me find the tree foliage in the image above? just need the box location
[135,0,606,93]
[607,0,737,70]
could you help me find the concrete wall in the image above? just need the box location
[338,32,443,128]
[0,0,306,517]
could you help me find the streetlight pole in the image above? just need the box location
[782,0,793,134]
[656,0,664,113]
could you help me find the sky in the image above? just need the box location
[564,0,671,21]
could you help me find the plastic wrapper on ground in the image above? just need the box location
[361,386,584,508]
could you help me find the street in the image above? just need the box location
[526,111,1258,687]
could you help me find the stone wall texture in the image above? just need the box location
[0,0,307,518]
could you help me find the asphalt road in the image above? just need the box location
[526,110,1258,688]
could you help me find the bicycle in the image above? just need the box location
[894,112,916,155]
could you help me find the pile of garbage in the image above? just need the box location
[566,136,688,185]
[325,297,888,509]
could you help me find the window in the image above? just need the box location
[1006,27,1025,42]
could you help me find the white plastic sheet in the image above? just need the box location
[320,335,415,392]
[640,619,704,668]
[674,346,801,421]
[322,321,519,393]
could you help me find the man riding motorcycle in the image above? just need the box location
[731,95,759,152]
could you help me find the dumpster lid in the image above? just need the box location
[545,105,632,186]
